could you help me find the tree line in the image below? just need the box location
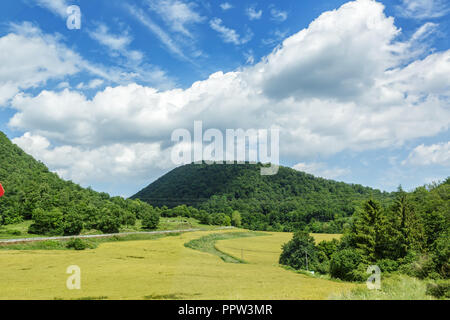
[279,179,449,289]
[0,131,159,235]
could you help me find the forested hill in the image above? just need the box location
[132,163,394,232]
[0,131,158,234]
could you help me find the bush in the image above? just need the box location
[28,208,64,236]
[122,212,137,227]
[96,211,121,234]
[408,254,438,279]
[330,248,363,281]
[432,231,449,278]
[211,213,231,226]
[66,238,90,250]
[231,211,242,227]
[141,208,160,230]
[63,213,84,235]
[377,259,399,273]
[317,239,339,260]
[426,280,450,299]
[279,231,318,270]
[7,229,21,236]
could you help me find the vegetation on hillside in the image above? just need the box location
[0,131,159,235]
[279,180,449,298]
[132,163,394,233]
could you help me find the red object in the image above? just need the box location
[0,183,4,197]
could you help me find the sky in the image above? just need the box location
[0,0,449,197]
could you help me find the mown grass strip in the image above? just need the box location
[184,231,266,263]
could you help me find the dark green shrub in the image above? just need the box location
[330,248,362,281]
[141,208,160,230]
[63,213,84,235]
[426,280,450,299]
[279,231,318,270]
[211,213,231,226]
[28,208,64,236]
[66,238,90,250]
[97,210,121,233]
[7,229,21,236]
[377,259,399,273]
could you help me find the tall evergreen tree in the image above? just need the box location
[349,199,385,263]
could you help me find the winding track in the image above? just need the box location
[0,227,235,245]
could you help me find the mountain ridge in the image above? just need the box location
[132,162,394,232]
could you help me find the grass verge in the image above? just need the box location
[0,232,182,250]
[332,274,437,300]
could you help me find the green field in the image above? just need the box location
[0,230,357,300]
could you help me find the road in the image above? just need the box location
[0,227,234,245]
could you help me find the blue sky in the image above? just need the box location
[0,0,449,197]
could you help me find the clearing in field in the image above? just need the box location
[0,230,356,299]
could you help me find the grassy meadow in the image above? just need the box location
[0,229,357,300]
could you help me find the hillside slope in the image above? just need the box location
[132,163,394,232]
[0,131,156,234]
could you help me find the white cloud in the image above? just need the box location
[261,29,289,46]
[220,3,233,11]
[293,162,350,180]
[147,0,205,37]
[7,0,450,191]
[89,24,132,52]
[246,6,262,20]
[127,5,190,61]
[87,23,174,88]
[0,22,173,106]
[35,0,69,18]
[403,142,450,166]
[0,22,81,106]
[270,8,288,22]
[76,79,104,90]
[210,18,253,45]
[244,50,255,64]
[398,0,450,19]
[13,132,172,185]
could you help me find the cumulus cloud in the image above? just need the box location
[403,142,450,166]
[0,22,173,106]
[293,162,350,179]
[7,0,450,193]
[13,132,172,185]
[0,22,81,106]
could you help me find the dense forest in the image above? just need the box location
[279,180,449,297]
[132,163,394,232]
[0,131,159,235]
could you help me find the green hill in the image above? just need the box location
[132,163,394,232]
[0,131,157,235]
